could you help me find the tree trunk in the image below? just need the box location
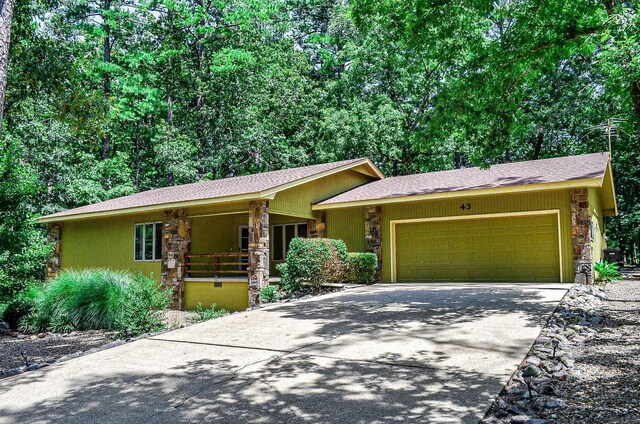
[135,121,140,191]
[631,81,640,123]
[195,37,204,144]
[101,0,112,160]
[603,0,615,16]
[454,149,461,169]
[166,88,175,185]
[533,133,544,159]
[0,0,15,130]
[167,88,173,123]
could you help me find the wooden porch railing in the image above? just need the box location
[185,252,249,279]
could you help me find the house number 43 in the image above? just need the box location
[460,203,472,210]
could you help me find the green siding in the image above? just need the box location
[191,214,247,255]
[60,186,578,287]
[382,190,574,283]
[184,281,248,311]
[325,207,365,252]
[270,170,372,218]
[61,212,163,281]
[187,201,249,217]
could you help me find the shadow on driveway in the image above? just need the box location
[0,283,569,424]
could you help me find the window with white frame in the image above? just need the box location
[134,222,162,261]
[272,223,308,261]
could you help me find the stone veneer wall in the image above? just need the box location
[248,200,269,307]
[162,209,191,309]
[47,223,62,280]
[364,206,382,283]
[307,212,326,238]
[571,188,593,284]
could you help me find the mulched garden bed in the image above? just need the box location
[483,276,640,424]
[0,331,114,376]
[0,309,199,379]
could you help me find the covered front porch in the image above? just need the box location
[162,200,325,311]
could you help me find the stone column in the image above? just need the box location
[46,223,62,280]
[365,206,382,283]
[162,209,191,310]
[248,200,269,307]
[571,188,593,284]
[307,212,326,238]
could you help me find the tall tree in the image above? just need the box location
[0,0,15,127]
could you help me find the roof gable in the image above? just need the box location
[315,153,613,209]
[41,158,383,222]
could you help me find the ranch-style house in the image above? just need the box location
[39,152,617,311]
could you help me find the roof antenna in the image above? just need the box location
[585,117,626,154]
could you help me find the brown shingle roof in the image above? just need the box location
[317,153,610,206]
[42,158,372,221]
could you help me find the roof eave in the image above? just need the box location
[259,158,383,198]
[312,178,604,210]
[38,191,271,224]
[39,157,384,224]
[600,160,618,216]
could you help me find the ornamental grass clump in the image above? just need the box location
[20,269,171,336]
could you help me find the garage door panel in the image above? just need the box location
[395,213,560,282]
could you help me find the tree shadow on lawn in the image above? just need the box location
[0,354,507,424]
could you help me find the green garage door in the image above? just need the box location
[394,213,560,282]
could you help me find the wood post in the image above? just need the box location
[46,223,62,280]
[365,206,382,283]
[248,200,269,307]
[571,188,593,284]
[162,209,191,309]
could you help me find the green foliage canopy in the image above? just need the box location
[1,0,639,291]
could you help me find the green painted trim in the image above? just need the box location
[190,210,248,218]
[39,193,268,223]
[313,178,603,210]
[269,208,316,219]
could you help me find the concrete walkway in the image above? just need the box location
[0,283,569,424]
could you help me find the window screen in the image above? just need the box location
[134,225,144,261]
[134,222,162,261]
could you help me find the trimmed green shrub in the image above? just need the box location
[20,269,171,335]
[347,253,378,285]
[117,273,173,335]
[278,238,349,291]
[193,302,228,322]
[259,285,280,303]
[2,293,36,329]
[594,261,623,283]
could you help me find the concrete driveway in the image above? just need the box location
[0,283,569,424]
